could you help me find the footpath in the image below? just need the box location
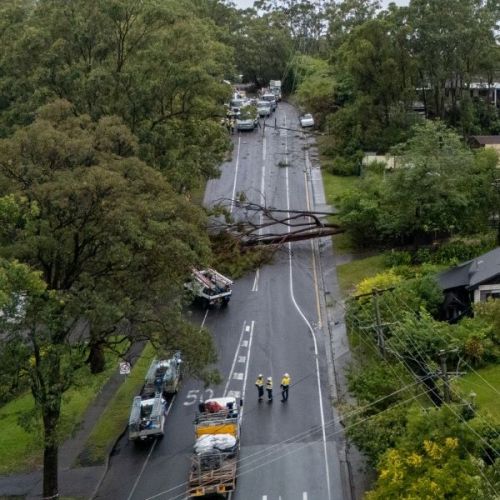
[0,343,144,500]
[305,141,373,500]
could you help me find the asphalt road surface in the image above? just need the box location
[95,103,349,500]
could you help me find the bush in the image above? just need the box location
[384,250,412,267]
[328,155,359,176]
[347,363,407,410]
[433,236,496,265]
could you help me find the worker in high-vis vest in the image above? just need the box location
[280,373,291,402]
[266,377,273,402]
[255,374,264,401]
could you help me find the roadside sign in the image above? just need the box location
[119,361,131,375]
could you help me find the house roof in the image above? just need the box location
[437,247,500,291]
[471,135,500,145]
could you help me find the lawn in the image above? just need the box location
[336,254,387,296]
[455,364,500,424]
[78,342,155,465]
[0,357,118,474]
[321,171,359,208]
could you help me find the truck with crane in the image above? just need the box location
[184,268,233,308]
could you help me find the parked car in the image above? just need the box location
[236,118,257,131]
[257,101,272,117]
[300,113,314,128]
[236,104,258,130]
[261,93,277,111]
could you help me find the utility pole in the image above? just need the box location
[372,289,385,358]
[439,350,451,403]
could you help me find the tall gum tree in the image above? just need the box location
[0,100,217,498]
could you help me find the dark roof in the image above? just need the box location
[437,247,500,291]
[471,135,500,145]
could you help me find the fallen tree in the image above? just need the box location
[209,198,344,246]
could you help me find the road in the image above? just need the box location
[95,102,350,500]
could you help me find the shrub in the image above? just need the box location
[328,155,359,176]
[384,250,412,267]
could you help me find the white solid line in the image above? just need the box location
[303,492,308,500]
[284,116,332,500]
[126,395,176,500]
[200,308,209,329]
[230,135,242,214]
[259,136,267,231]
[262,496,267,500]
[240,320,255,422]
[252,268,260,292]
[223,321,247,397]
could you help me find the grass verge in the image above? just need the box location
[321,171,359,208]
[337,254,387,296]
[78,343,155,465]
[455,364,500,424]
[0,359,117,474]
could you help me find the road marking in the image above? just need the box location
[240,320,254,421]
[223,321,247,396]
[284,115,332,500]
[252,268,260,292]
[238,355,246,363]
[303,493,308,500]
[233,372,244,380]
[230,135,242,213]
[262,496,267,500]
[200,308,209,329]
[245,324,251,332]
[126,395,176,500]
[241,340,248,348]
[227,390,241,399]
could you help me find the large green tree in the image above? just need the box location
[0,0,233,192]
[0,100,217,497]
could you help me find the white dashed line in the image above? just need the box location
[238,356,246,363]
[233,372,244,380]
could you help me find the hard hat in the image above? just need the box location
[258,374,263,378]
[267,376,272,381]
[284,373,289,377]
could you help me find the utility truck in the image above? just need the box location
[185,268,233,308]
[188,397,241,498]
[128,353,182,442]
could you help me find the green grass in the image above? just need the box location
[337,254,387,296]
[79,343,155,465]
[455,364,500,424]
[0,359,117,474]
[321,171,359,208]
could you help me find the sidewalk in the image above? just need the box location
[307,143,374,500]
[0,343,144,499]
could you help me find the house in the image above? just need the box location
[437,247,500,322]
[469,135,500,154]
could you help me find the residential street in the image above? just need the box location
[95,102,352,500]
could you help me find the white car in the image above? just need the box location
[300,114,314,128]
